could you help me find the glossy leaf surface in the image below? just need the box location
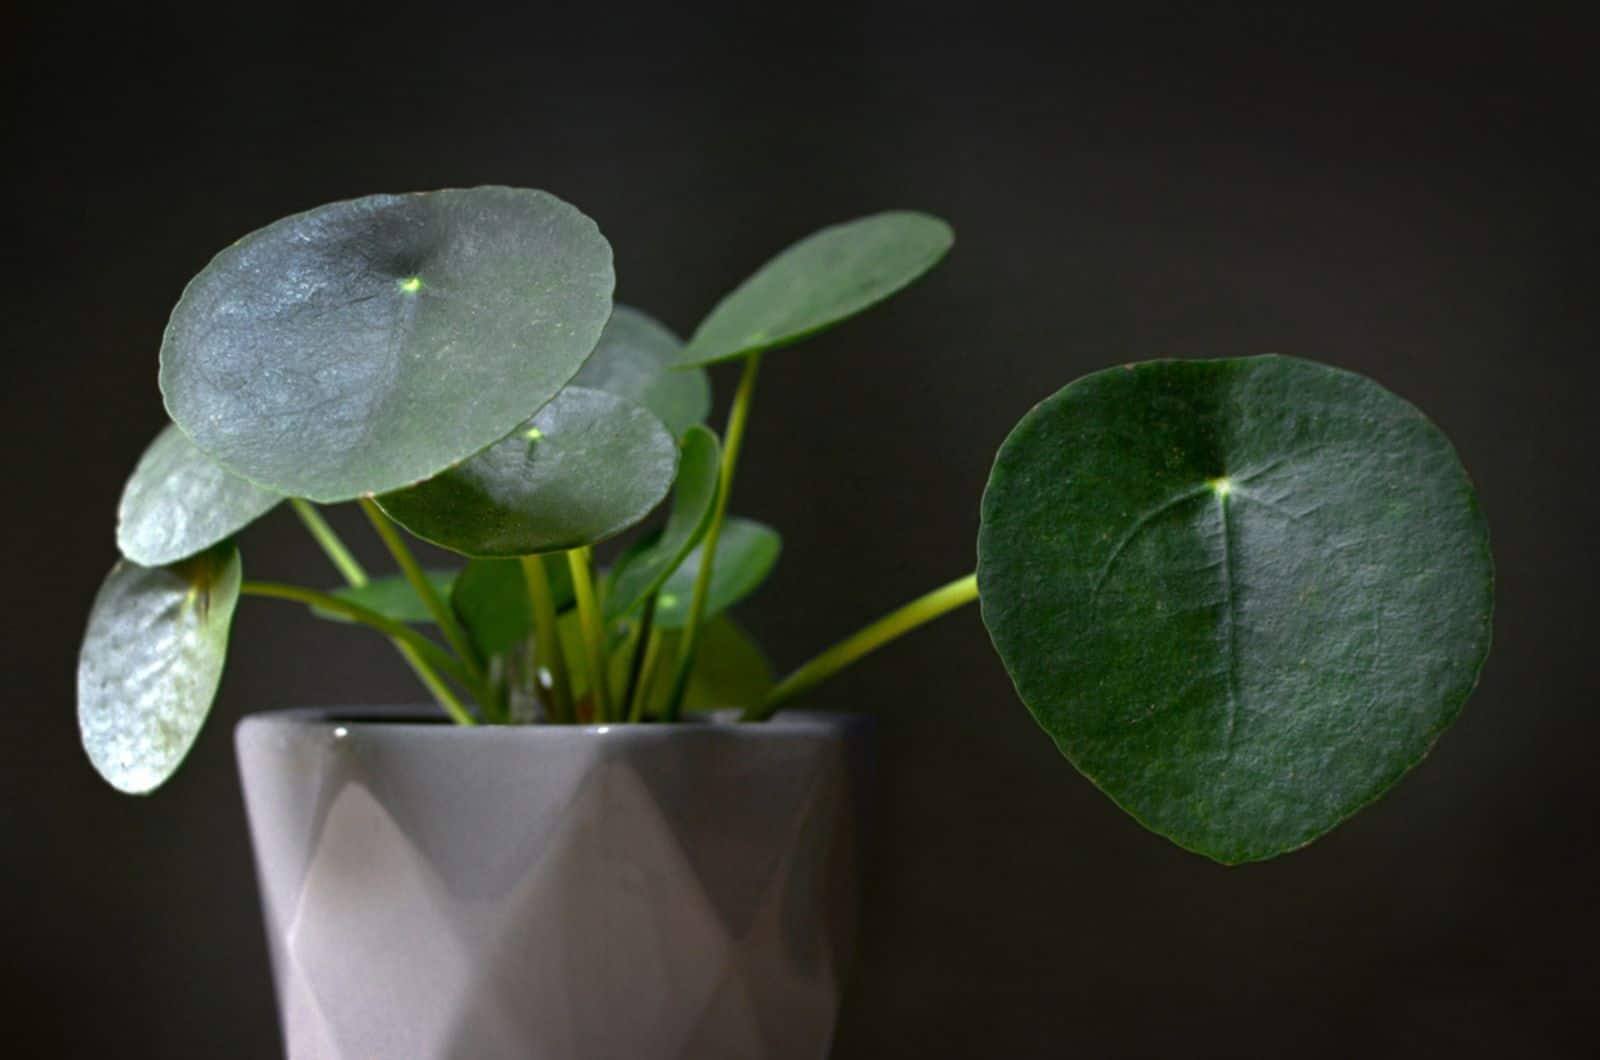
[451,555,574,658]
[573,306,711,436]
[604,426,721,622]
[160,186,614,501]
[78,545,243,793]
[678,212,953,367]
[649,517,781,629]
[376,387,678,557]
[117,424,281,566]
[977,355,1494,864]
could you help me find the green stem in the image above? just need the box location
[240,580,477,725]
[619,594,658,719]
[628,628,664,724]
[664,351,762,719]
[743,573,980,722]
[522,555,574,723]
[567,547,611,722]
[290,499,470,724]
[358,498,484,681]
[290,499,369,586]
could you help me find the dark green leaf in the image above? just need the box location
[160,186,615,501]
[976,355,1494,864]
[651,517,781,629]
[117,424,281,566]
[573,305,711,436]
[450,555,574,658]
[309,570,458,625]
[77,544,243,794]
[678,212,953,367]
[604,426,721,622]
[375,387,679,557]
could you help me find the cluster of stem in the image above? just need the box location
[243,350,979,725]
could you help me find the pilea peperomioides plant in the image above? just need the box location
[78,186,1493,864]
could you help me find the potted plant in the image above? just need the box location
[77,187,1494,1060]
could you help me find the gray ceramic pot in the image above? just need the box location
[235,707,871,1060]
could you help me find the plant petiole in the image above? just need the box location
[290,499,475,724]
[522,554,574,723]
[239,580,478,725]
[359,498,486,684]
[628,628,664,724]
[566,547,611,722]
[665,351,762,719]
[289,499,369,586]
[744,573,979,721]
[619,594,658,720]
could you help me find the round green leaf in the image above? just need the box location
[604,425,721,622]
[375,387,679,557]
[678,212,954,367]
[450,555,574,659]
[573,306,711,436]
[117,424,281,566]
[650,517,781,629]
[77,544,243,794]
[977,355,1493,864]
[160,186,615,501]
[310,570,458,625]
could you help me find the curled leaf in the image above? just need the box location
[604,425,721,622]
[78,544,243,794]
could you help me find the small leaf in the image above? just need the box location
[308,570,458,625]
[573,306,711,436]
[604,426,721,622]
[678,212,953,367]
[451,555,574,658]
[117,424,281,566]
[566,615,774,713]
[651,518,781,629]
[976,355,1494,864]
[375,387,679,557]
[160,186,615,502]
[77,544,243,794]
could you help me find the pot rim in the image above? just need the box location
[236,704,870,742]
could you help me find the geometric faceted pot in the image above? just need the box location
[236,707,872,1060]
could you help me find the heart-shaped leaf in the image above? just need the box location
[604,426,721,622]
[160,186,615,501]
[649,517,781,629]
[309,570,459,625]
[117,424,281,566]
[450,555,574,658]
[77,544,243,794]
[977,355,1494,864]
[573,306,711,436]
[678,212,954,367]
[375,387,679,557]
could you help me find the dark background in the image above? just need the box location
[6,4,1595,1057]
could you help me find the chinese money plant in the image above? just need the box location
[77,187,1493,864]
